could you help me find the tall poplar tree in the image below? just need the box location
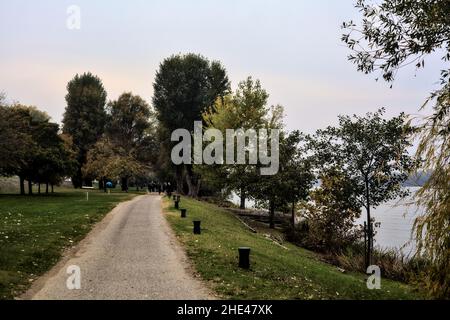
[62,73,107,188]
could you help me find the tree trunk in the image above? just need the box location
[195,180,202,197]
[240,189,246,209]
[51,184,54,193]
[99,178,104,191]
[72,167,83,189]
[121,177,129,192]
[46,182,49,194]
[28,179,32,195]
[175,165,184,194]
[291,201,296,227]
[103,177,107,193]
[19,176,25,195]
[269,200,275,229]
[38,182,41,194]
[83,177,93,188]
[186,173,194,196]
[365,179,372,269]
[185,165,200,197]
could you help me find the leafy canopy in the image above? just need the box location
[308,108,414,211]
[153,53,230,133]
[342,0,450,84]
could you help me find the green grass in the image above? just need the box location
[164,196,420,300]
[0,188,141,299]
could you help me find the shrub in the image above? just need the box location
[298,172,362,252]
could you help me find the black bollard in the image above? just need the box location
[193,220,201,234]
[238,247,251,269]
[175,200,179,209]
[181,209,187,218]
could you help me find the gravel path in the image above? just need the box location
[24,195,213,300]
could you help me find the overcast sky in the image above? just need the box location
[0,0,444,134]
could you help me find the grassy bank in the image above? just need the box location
[0,188,140,299]
[164,196,420,300]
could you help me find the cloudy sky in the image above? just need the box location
[0,0,444,134]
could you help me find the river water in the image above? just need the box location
[230,187,423,255]
[355,187,423,255]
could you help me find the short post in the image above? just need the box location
[175,200,179,210]
[238,247,251,269]
[181,209,187,218]
[86,192,89,201]
[176,195,181,202]
[193,220,201,235]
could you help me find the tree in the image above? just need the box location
[106,92,152,152]
[153,53,230,196]
[413,84,449,298]
[9,105,51,195]
[32,121,76,194]
[106,92,154,191]
[250,131,314,229]
[62,73,107,188]
[0,104,33,183]
[308,109,414,268]
[342,0,450,297]
[83,137,147,192]
[201,77,272,208]
[301,169,362,252]
[1,104,75,195]
[341,0,449,85]
[83,137,116,192]
[47,133,77,192]
[151,124,178,189]
[282,137,315,228]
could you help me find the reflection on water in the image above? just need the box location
[230,187,423,255]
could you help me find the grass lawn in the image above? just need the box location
[0,188,141,299]
[164,196,420,300]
